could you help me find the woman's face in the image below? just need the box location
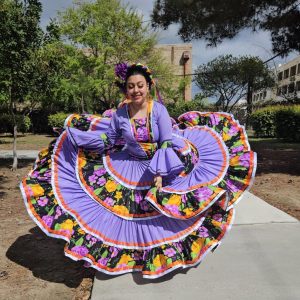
[126,74,149,105]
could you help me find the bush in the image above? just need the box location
[166,100,210,119]
[250,105,300,141]
[48,112,70,129]
[30,110,52,134]
[0,114,31,134]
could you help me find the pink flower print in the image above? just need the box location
[42,215,54,227]
[104,197,115,207]
[210,114,221,126]
[226,179,241,193]
[37,197,49,207]
[164,248,176,257]
[199,226,209,238]
[173,242,183,252]
[110,247,119,258]
[184,112,198,124]
[71,245,89,257]
[232,145,244,153]
[134,191,143,204]
[181,194,188,203]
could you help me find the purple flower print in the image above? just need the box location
[165,204,180,215]
[97,177,106,185]
[110,247,119,258]
[184,112,198,123]
[232,145,244,154]
[42,215,54,227]
[173,242,183,252]
[164,248,176,257]
[194,187,213,200]
[226,179,241,193]
[71,245,89,257]
[135,118,146,126]
[54,206,62,219]
[88,174,97,184]
[98,257,109,266]
[181,194,188,203]
[228,126,239,136]
[37,197,48,207]
[140,200,150,211]
[212,213,223,222]
[104,197,115,207]
[136,127,148,141]
[239,153,250,167]
[95,168,106,177]
[133,251,143,261]
[134,191,143,204]
[199,226,209,238]
[210,114,221,126]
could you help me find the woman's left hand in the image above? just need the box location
[154,175,162,191]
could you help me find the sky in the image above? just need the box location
[40,0,299,96]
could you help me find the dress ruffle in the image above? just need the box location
[20,110,256,278]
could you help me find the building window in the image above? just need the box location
[284,69,289,79]
[276,87,281,96]
[296,81,300,92]
[263,91,267,99]
[290,65,297,76]
[278,72,283,81]
[288,83,295,93]
[297,64,300,74]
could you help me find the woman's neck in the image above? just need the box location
[128,100,148,118]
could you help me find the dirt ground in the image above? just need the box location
[0,135,299,299]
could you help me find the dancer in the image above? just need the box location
[21,63,256,278]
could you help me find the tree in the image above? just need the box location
[0,0,43,170]
[151,0,300,55]
[194,55,274,119]
[55,0,181,112]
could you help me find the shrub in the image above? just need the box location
[0,114,31,134]
[250,105,300,141]
[48,112,70,129]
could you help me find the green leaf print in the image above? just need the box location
[75,237,84,246]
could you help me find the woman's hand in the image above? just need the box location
[154,175,162,191]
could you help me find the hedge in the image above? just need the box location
[250,105,300,141]
[48,112,70,129]
[0,114,31,134]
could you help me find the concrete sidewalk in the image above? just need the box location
[91,192,300,300]
[0,150,39,160]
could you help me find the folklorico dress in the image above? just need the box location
[20,100,256,278]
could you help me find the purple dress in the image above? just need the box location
[20,101,256,278]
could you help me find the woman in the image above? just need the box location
[20,63,256,278]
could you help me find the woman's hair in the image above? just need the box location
[125,64,153,89]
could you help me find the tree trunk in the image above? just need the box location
[246,80,253,129]
[9,84,18,171]
[81,94,85,113]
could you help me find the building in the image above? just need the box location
[155,43,192,101]
[253,55,300,103]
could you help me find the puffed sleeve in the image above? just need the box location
[66,111,122,153]
[148,104,184,176]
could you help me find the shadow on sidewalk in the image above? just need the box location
[6,226,95,288]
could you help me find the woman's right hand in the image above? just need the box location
[154,175,162,192]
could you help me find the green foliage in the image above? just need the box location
[48,112,70,128]
[166,97,208,119]
[152,1,300,55]
[0,114,31,134]
[250,105,300,141]
[194,55,274,112]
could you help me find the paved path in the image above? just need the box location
[91,192,300,300]
[0,150,39,160]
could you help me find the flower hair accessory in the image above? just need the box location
[114,62,164,104]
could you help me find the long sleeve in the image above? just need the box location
[148,104,184,176]
[66,111,122,153]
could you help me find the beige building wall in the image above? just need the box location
[155,44,192,101]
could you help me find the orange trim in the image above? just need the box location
[52,132,204,248]
[163,127,228,192]
[77,149,160,219]
[105,153,153,187]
